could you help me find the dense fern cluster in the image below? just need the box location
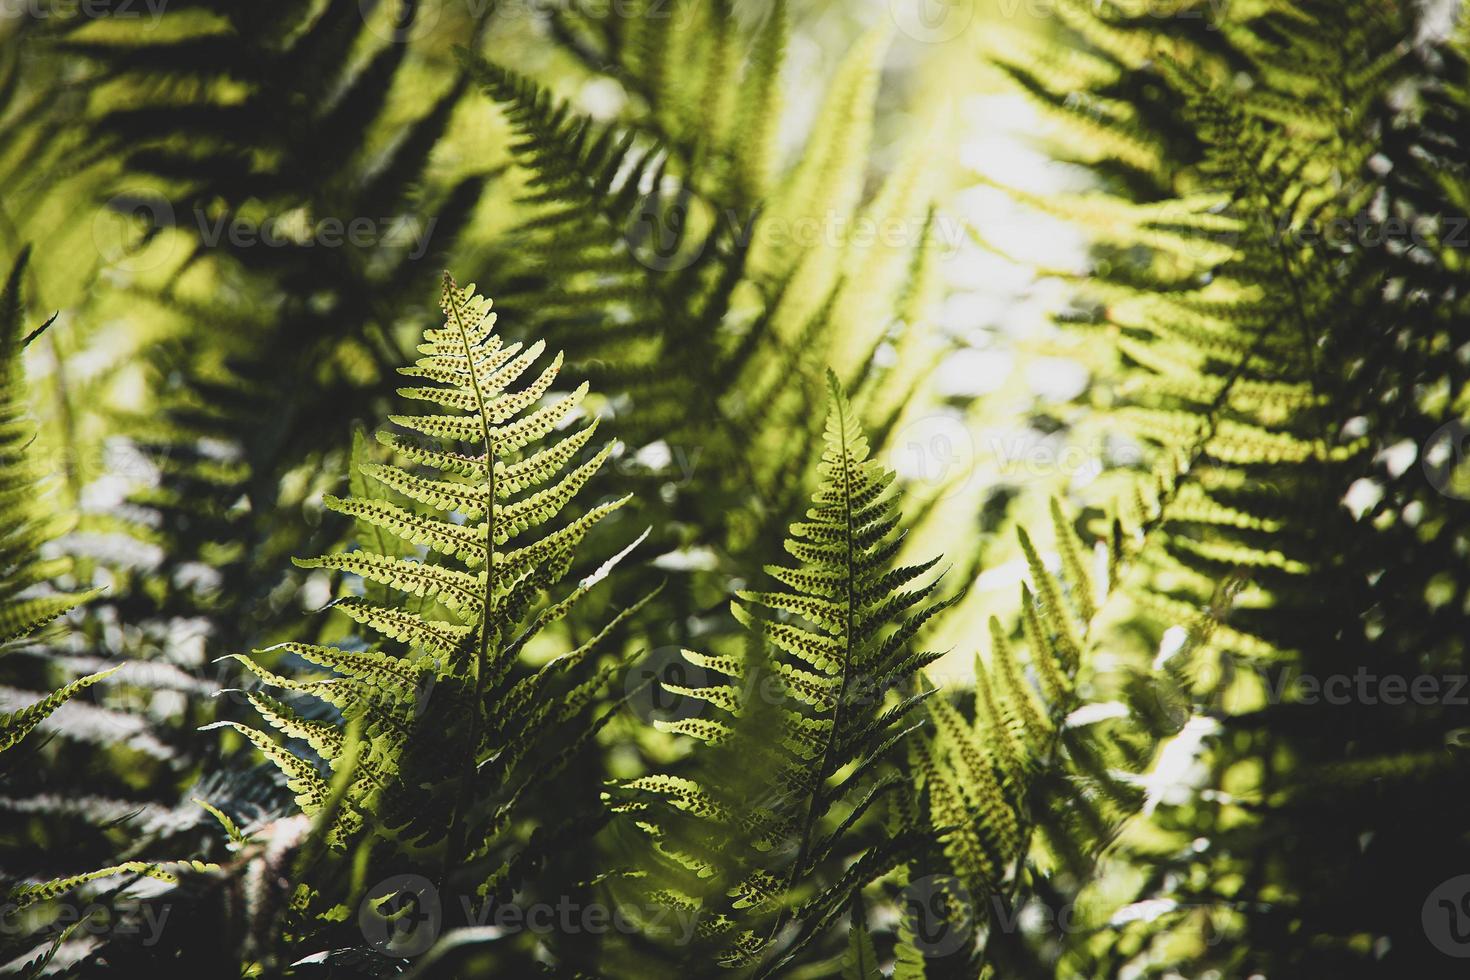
[0,0,1466,977]
[990,0,1470,975]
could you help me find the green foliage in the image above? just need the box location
[989,1,1470,974]
[468,18,942,536]
[611,375,950,974]
[0,246,225,964]
[0,246,115,764]
[0,666,119,756]
[550,0,787,207]
[206,275,646,966]
[0,250,97,648]
[2,2,1464,977]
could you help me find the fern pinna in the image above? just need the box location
[613,374,951,975]
[209,274,645,965]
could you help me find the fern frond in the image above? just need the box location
[981,3,1470,974]
[217,274,644,955]
[614,372,951,972]
[0,666,122,756]
[6,860,217,912]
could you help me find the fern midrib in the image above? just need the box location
[757,392,858,977]
[444,281,499,877]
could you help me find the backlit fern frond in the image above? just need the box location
[0,247,112,753]
[611,373,952,974]
[209,274,646,964]
[60,0,499,679]
[0,11,503,908]
[464,52,752,450]
[0,247,222,967]
[904,481,1241,976]
[987,2,1470,975]
[0,666,120,757]
[992,0,1410,670]
[5,860,215,913]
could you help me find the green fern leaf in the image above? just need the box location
[0,666,122,755]
[217,274,644,929]
[616,371,950,972]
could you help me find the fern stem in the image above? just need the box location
[754,380,859,978]
[441,274,499,886]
